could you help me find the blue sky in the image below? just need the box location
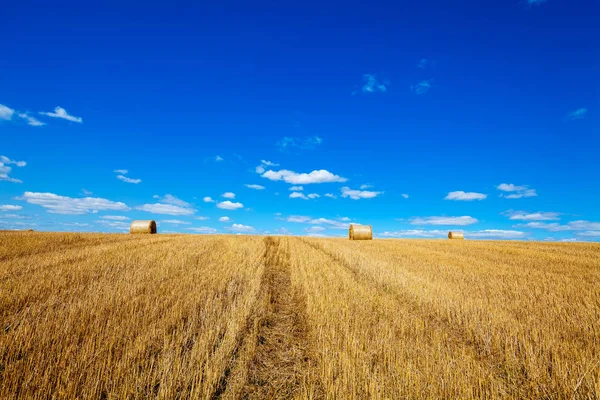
[1,0,598,240]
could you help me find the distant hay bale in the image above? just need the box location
[349,224,373,240]
[130,220,157,234]
[448,231,464,240]
[27,229,34,232]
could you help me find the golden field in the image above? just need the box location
[0,231,599,399]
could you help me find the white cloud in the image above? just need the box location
[515,220,600,232]
[195,216,210,220]
[504,211,560,221]
[0,213,27,219]
[565,108,587,120]
[17,113,45,126]
[382,230,447,238]
[245,184,265,190]
[0,104,15,120]
[117,175,142,184]
[359,184,372,189]
[0,156,27,168]
[305,226,326,233]
[360,74,387,94]
[97,220,130,231]
[497,183,537,199]
[203,196,215,203]
[339,217,351,221]
[262,169,347,184]
[341,186,382,200]
[39,106,82,123]
[114,169,128,174]
[161,219,191,225]
[467,230,526,239]
[276,136,323,151]
[289,186,304,191]
[0,205,23,211]
[261,160,279,167]
[215,155,224,162]
[308,217,351,230]
[286,215,312,223]
[445,191,487,201]
[1,155,27,183]
[325,193,337,199]
[289,192,308,200]
[100,215,129,221]
[576,231,600,238]
[218,216,231,222]
[217,201,244,210]
[411,216,478,226]
[221,192,236,199]
[255,165,265,174]
[417,58,433,69]
[21,192,129,215]
[229,223,255,233]
[402,194,409,199]
[307,193,320,199]
[156,194,191,208]
[411,80,434,95]
[188,227,218,234]
[527,0,547,6]
[81,189,93,195]
[136,203,195,216]
[0,104,44,126]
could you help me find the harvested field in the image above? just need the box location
[1,232,599,399]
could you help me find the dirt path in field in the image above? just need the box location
[237,236,314,399]
[213,237,318,400]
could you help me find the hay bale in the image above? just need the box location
[27,229,34,232]
[349,224,373,240]
[448,231,464,240]
[130,220,157,234]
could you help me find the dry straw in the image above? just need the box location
[349,224,373,240]
[448,231,465,240]
[130,220,157,234]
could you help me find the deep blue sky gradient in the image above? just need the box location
[1,0,598,239]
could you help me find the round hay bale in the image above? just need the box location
[130,220,157,234]
[349,224,373,240]
[27,229,34,232]
[448,231,464,240]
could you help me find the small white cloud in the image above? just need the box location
[188,227,218,234]
[262,169,347,185]
[217,201,244,210]
[309,217,353,230]
[515,220,600,232]
[411,80,434,95]
[1,156,27,168]
[161,219,191,225]
[0,104,15,120]
[156,194,191,208]
[565,108,587,120]
[114,169,128,174]
[218,216,231,222]
[81,189,93,195]
[325,193,337,199]
[576,231,600,238]
[307,193,320,199]
[289,186,304,191]
[221,192,236,199]
[117,175,142,184]
[497,183,537,199]
[229,223,255,233]
[100,215,130,221]
[261,160,279,167]
[341,187,382,200]
[401,194,409,199]
[245,184,265,190]
[417,58,434,69]
[276,136,323,151]
[290,192,308,200]
[215,155,224,162]
[203,196,215,203]
[360,74,387,94]
[468,230,526,239]
[287,215,312,223]
[527,0,547,6]
[195,216,210,220]
[445,191,487,201]
[17,113,45,126]
[504,211,560,221]
[39,106,82,123]
[382,229,447,238]
[411,216,478,226]
[255,165,266,174]
[20,191,129,215]
[359,184,373,190]
[339,217,351,221]
[136,203,195,216]
[0,205,23,212]
[305,226,326,233]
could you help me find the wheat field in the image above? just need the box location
[1,232,599,399]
